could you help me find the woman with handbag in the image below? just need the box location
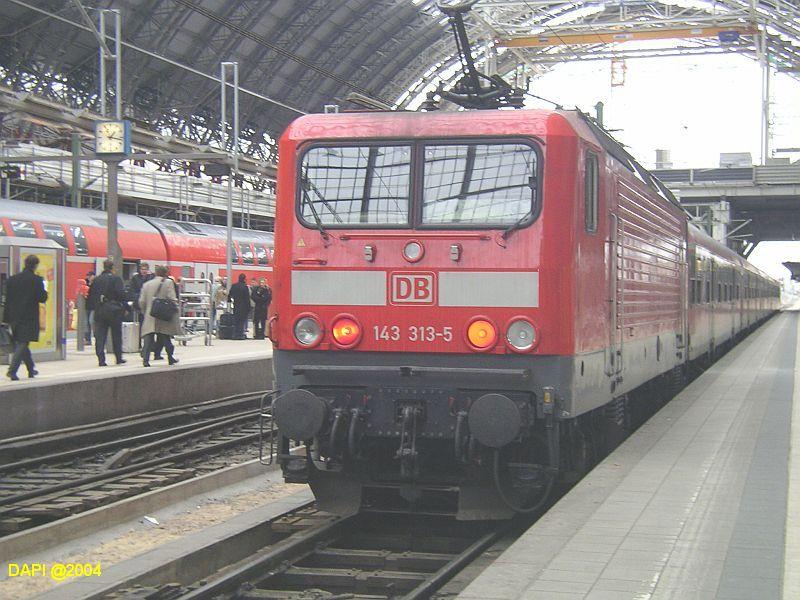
[138,265,180,367]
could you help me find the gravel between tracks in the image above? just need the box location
[0,475,300,599]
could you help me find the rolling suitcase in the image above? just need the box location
[121,321,141,353]
[217,312,235,340]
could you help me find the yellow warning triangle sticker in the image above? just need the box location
[297,238,306,247]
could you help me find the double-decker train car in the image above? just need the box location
[0,199,274,308]
[269,109,780,519]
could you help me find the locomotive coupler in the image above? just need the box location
[395,404,423,479]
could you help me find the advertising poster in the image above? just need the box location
[20,250,57,353]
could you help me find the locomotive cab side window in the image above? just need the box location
[584,152,599,232]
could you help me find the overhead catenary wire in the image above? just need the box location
[6,0,306,116]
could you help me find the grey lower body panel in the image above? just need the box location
[274,333,683,420]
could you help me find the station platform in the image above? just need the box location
[459,310,799,600]
[1,338,273,438]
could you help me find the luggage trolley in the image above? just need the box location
[177,278,212,346]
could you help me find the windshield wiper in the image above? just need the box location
[300,181,330,243]
[501,211,533,240]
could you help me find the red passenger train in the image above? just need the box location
[0,199,274,308]
[269,109,780,519]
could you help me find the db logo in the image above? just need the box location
[390,272,436,305]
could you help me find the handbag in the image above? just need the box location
[95,276,125,323]
[150,279,178,321]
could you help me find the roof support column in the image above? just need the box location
[759,29,771,165]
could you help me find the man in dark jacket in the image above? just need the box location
[251,278,272,340]
[129,262,153,313]
[89,258,127,366]
[228,273,250,340]
[3,255,48,380]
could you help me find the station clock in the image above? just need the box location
[94,120,131,155]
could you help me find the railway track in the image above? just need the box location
[0,391,272,535]
[106,502,517,600]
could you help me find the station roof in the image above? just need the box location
[1,1,799,161]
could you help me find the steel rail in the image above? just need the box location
[0,416,271,513]
[0,390,267,449]
[0,408,260,473]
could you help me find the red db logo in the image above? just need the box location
[390,272,435,305]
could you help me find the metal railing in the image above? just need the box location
[1,144,276,218]
[654,163,800,186]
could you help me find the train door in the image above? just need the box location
[196,263,215,282]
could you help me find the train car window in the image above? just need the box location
[256,244,268,265]
[0,221,5,236]
[705,281,710,304]
[69,226,89,256]
[177,222,205,235]
[230,242,241,264]
[299,145,411,226]
[42,223,68,248]
[422,142,537,225]
[10,220,37,238]
[241,243,255,265]
[584,152,599,232]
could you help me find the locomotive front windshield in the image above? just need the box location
[298,141,538,228]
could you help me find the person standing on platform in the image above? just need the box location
[129,262,153,319]
[139,265,180,367]
[211,277,226,334]
[129,262,152,300]
[91,259,127,367]
[228,273,250,340]
[251,278,272,340]
[84,270,96,345]
[2,255,48,381]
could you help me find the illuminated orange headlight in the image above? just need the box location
[332,316,362,348]
[467,319,497,350]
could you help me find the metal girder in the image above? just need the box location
[0,0,798,165]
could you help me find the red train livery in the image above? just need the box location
[269,109,780,519]
[0,199,274,309]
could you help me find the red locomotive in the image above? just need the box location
[268,107,779,519]
[0,199,274,309]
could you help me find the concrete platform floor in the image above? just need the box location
[0,337,272,391]
[459,310,800,600]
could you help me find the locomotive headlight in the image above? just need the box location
[506,319,536,351]
[331,315,362,348]
[294,315,322,348]
[466,318,498,350]
[403,240,424,263]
